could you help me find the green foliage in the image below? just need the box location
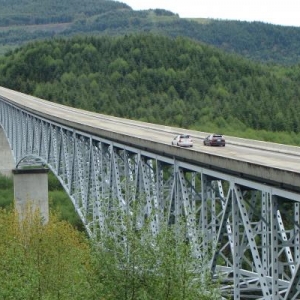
[49,190,85,231]
[0,0,130,26]
[1,34,300,143]
[0,189,13,208]
[48,171,63,191]
[0,174,13,209]
[0,173,13,190]
[1,0,300,65]
[91,203,220,300]
[0,208,95,299]
[0,194,219,299]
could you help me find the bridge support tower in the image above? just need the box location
[13,168,49,224]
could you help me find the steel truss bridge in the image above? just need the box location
[1,87,300,299]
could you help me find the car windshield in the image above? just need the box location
[180,135,190,139]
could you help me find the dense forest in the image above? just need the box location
[0,0,130,26]
[1,0,300,144]
[1,34,300,144]
[1,0,300,65]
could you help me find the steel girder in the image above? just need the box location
[1,99,300,299]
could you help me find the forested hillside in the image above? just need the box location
[1,0,300,65]
[1,34,300,144]
[0,0,129,26]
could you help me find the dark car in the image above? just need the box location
[203,134,225,147]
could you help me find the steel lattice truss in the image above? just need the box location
[1,100,300,299]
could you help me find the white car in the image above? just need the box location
[172,134,193,147]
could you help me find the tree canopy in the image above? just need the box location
[1,0,300,65]
[1,34,300,142]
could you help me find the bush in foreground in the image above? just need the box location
[90,211,221,300]
[0,205,220,299]
[0,208,96,299]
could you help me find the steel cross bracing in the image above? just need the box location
[1,99,300,299]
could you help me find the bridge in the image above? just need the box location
[1,86,300,299]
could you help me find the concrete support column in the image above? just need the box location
[0,127,15,177]
[13,168,49,224]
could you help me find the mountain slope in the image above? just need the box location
[0,0,300,65]
[1,34,300,137]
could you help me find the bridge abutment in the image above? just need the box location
[13,168,49,224]
[0,127,14,176]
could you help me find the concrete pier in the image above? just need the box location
[13,168,49,224]
[0,127,15,176]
